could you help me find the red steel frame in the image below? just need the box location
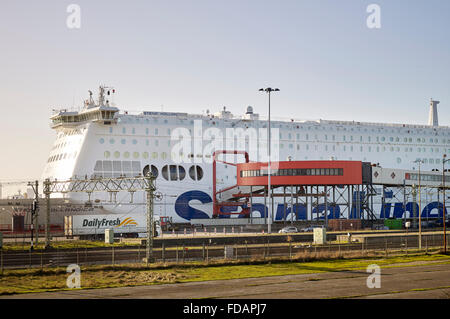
[237,160,362,186]
[212,150,250,218]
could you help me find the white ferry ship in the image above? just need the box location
[40,86,449,223]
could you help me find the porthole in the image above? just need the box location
[99,138,105,144]
[179,166,186,180]
[189,165,204,181]
[114,151,120,158]
[104,151,111,158]
[124,151,130,159]
[133,152,139,159]
[162,165,169,180]
[109,138,115,144]
[143,165,159,178]
[142,152,149,159]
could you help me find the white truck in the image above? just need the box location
[64,213,161,240]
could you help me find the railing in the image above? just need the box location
[1,232,448,271]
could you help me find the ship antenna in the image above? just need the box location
[88,90,94,106]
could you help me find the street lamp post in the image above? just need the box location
[259,87,280,234]
[443,154,448,254]
[414,159,423,249]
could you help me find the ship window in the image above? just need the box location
[179,166,186,180]
[133,152,140,159]
[94,161,103,171]
[189,165,203,181]
[143,152,149,159]
[114,151,120,158]
[152,152,158,159]
[122,128,126,134]
[132,128,135,134]
[99,138,105,144]
[103,161,112,171]
[113,161,121,171]
[122,161,132,172]
[162,165,169,180]
[196,166,203,180]
[132,161,140,172]
[124,151,130,159]
[143,165,159,178]
[169,165,177,180]
[155,128,158,135]
[109,138,115,144]
[104,151,111,158]
[121,139,126,144]
[132,139,137,145]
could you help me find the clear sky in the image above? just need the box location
[0,0,449,184]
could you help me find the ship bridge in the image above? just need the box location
[50,86,119,129]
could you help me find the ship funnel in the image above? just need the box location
[428,99,440,126]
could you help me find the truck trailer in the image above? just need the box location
[64,213,161,240]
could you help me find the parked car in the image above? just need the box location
[278,226,299,233]
[301,226,322,232]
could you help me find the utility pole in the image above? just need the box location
[443,154,448,254]
[28,180,39,248]
[413,159,423,249]
[43,179,51,249]
[259,87,280,234]
[43,175,157,256]
[145,173,156,266]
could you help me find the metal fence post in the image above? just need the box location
[162,242,166,263]
[385,237,388,257]
[202,243,205,261]
[406,235,408,255]
[289,241,292,259]
[138,245,141,263]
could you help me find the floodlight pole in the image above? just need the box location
[443,154,448,254]
[259,87,280,234]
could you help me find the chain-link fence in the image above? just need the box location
[1,232,449,273]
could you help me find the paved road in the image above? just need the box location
[3,261,450,299]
